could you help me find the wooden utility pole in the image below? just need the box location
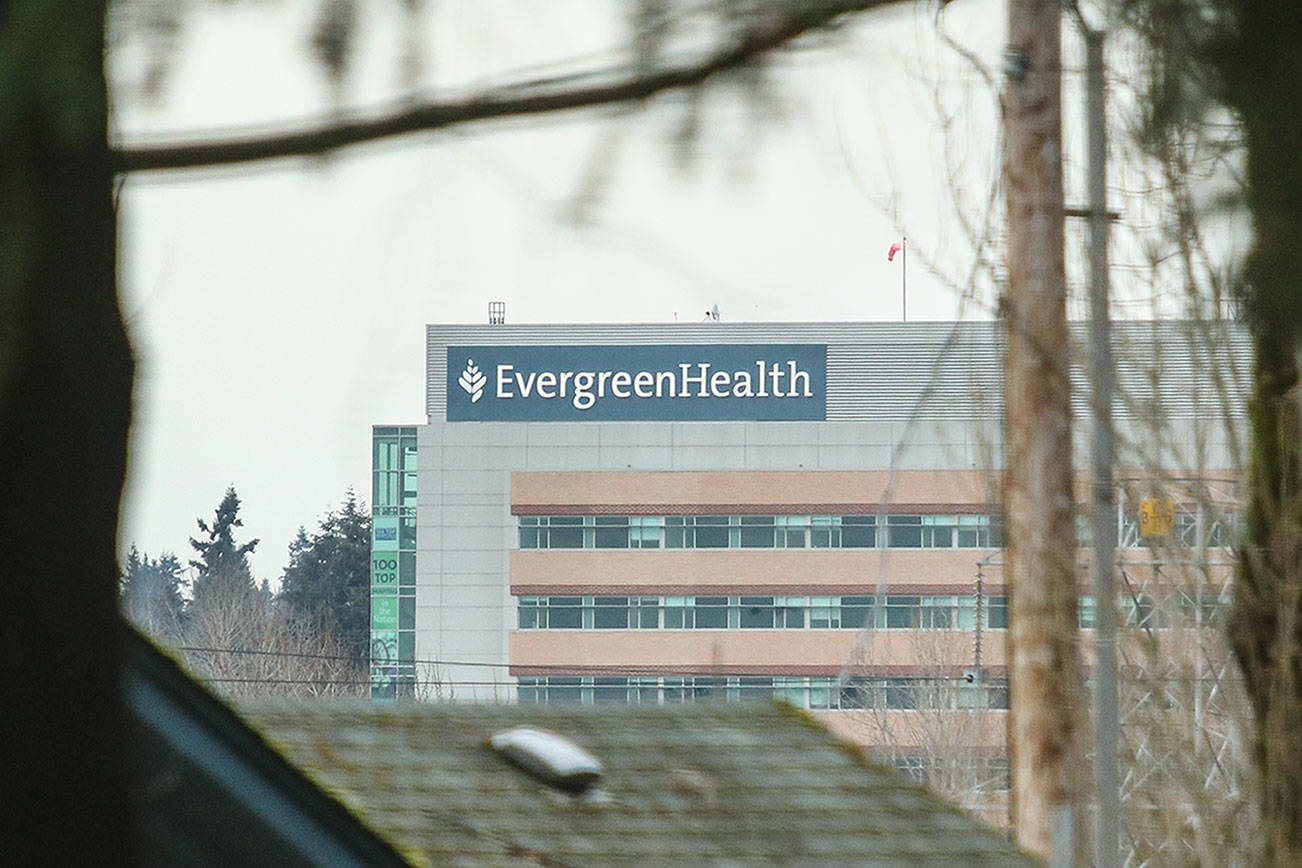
[1002,0,1089,863]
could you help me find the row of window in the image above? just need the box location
[518,594,1009,631]
[516,674,1010,710]
[517,591,1232,631]
[520,511,1241,551]
[520,514,1003,551]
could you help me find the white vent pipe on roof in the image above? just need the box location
[488,726,603,795]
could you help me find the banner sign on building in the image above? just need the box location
[373,516,399,550]
[447,344,827,422]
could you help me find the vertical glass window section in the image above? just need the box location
[956,596,978,630]
[547,676,582,704]
[957,515,1002,548]
[694,516,731,548]
[957,680,984,710]
[663,596,689,628]
[400,436,418,471]
[373,472,401,508]
[737,676,775,701]
[398,595,416,630]
[630,596,660,628]
[547,596,583,629]
[986,595,1008,629]
[519,516,542,549]
[399,515,417,551]
[840,595,877,630]
[1077,513,1095,548]
[776,595,806,628]
[592,677,630,704]
[518,597,542,629]
[986,679,1011,710]
[921,515,956,548]
[694,676,725,701]
[1078,595,1097,629]
[808,677,836,709]
[594,516,630,549]
[545,516,585,549]
[810,516,839,548]
[694,596,729,628]
[630,516,663,549]
[886,515,923,548]
[885,677,918,710]
[775,677,808,708]
[894,756,929,786]
[739,516,776,548]
[838,677,871,710]
[401,473,418,508]
[631,677,661,705]
[809,596,839,628]
[740,596,775,628]
[956,515,981,548]
[776,516,809,548]
[918,596,956,629]
[374,436,400,471]
[885,595,921,628]
[517,676,542,704]
[664,516,688,549]
[398,552,416,587]
[662,677,689,703]
[592,596,630,629]
[840,515,877,548]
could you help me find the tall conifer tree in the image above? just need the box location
[189,486,260,611]
[280,490,371,660]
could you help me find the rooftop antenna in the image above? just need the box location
[488,301,506,325]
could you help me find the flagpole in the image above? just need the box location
[901,235,908,322]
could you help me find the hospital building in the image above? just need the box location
[368,318,1244,761]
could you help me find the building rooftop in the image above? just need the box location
[244,701,1040,866]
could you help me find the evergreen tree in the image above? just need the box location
[189,486,260,612]
[279,490,371,660]
[120,545,186,638]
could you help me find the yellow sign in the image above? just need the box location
[1139,497,1175,537]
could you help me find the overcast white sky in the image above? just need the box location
[111,0,1040,581]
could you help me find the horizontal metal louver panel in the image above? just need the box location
[427,320,1249,423]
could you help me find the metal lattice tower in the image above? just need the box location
[1111,479,1253,867]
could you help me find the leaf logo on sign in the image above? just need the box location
[458,359,487,403]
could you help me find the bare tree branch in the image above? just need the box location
[113,0,904,174]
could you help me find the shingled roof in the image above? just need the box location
[244,702,1039,866]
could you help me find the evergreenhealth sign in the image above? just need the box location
[447,344,826,422]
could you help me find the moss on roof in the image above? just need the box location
[244,701,1040,867]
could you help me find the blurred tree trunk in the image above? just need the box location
[1002,0,1088,861]
[0,0,135,859]
[1214,4,1302,862]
